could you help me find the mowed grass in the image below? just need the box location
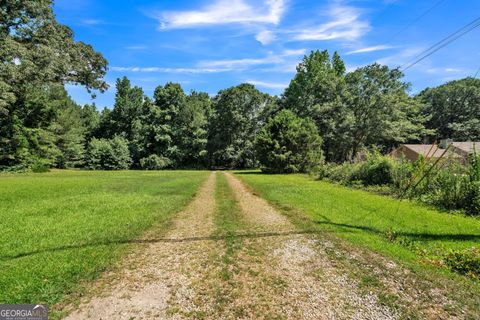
[214,173,246,281]
[235,172,480,275]
[0,170,208,305]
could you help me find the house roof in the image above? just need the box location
[402,144,453,158]
[451,142,480,154]
[399,142,480,158]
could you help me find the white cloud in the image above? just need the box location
[426,67,464,74]
[256,30,276,45]
[110,48,306,74]
[376,47,424,67]
[125,45,147,50]
[246,80,288,89]
[290,4,369,42]
[110,66,231,73]
[157,0,286,29]
[198,57,280,69]
[444,68,463,73]
[346,45,395,55]
[81,19,105,26]
[281,48,307,56]
[198,49,306,70]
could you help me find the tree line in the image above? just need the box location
[1,1,479,172]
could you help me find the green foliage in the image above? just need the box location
[140,154,171,170]
[0,0,107,171]
[208,83,274,169]
[50,86,87,168]
[282,50,349,162]
[464,151,480,215]
[322,151,394,186]
[173,91,211,167]
[418,78,480,140]
[323,151,480,215]
[443,248,480,279]
[283,51,428,162]
[86,136,132,170]
[255,110,323,173]
[351,152,395,186]
[345,64,430,156]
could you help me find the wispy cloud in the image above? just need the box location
[246,79,288,89]
[198,49,306,70]
[125,45,147,50]
[110,66,231,73]
[255,30,276,45]
[81,19,105,26]
[346,45,395,55]
[156,0,286,29]
[198,57,280,69]
[376,47,424,67]
[426,67,464,74]
[290,4,369,42]
[112,48,307,75]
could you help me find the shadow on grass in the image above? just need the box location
[5,222,478,262]
[0,229,318,261]
[315,220,480,242]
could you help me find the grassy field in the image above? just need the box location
[235,172,480,277]
[0,170,208,305]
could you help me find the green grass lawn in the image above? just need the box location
[235,172,480,276]
[0,170,208,305]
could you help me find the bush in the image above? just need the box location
[322,162,360,184]
[427,162,469,210]
[443,248,480,279]
[140,155,171,170]
[85,136,132,170]
[255,110,323,173]
[390,157,413,191]
[352,152,394,186]
[321,149,480,215]
[31,161,50,173]
[322,151,395,186]
[465,152,480,215]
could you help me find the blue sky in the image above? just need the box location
[53,0,480,108]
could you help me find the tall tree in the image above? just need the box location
[97,77,146,165]
[282,50,350,161]
[141,82,186,167]
[175,91,212,167]
[255,109,323,173]
[50,86,86,168]
[0,0,107,169]
[208,83,273,168]
[417,77,480,141]
[344,64,428,158]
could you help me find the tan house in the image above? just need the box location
[390,140,479,163]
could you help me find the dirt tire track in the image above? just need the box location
[65,172,217,320]
[223,172,398,319]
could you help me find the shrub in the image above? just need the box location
[443,248,480,279]
[323,151,395,186]
[391,157,413,191]
[140,154,171,170]
[85,136,132,170]
[352,151,394,186]
[31,162,50,173]
[321,148,480,216]
[465,151,480,215]
[428,163,469,210]
[322,162,360,184]
[255,110,323,173]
